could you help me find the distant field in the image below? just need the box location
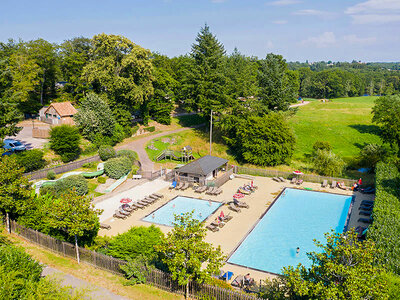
[289,96,381,161]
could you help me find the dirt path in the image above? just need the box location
[42,266,129,300]
[290,101,310,108]
[117,125,204,171]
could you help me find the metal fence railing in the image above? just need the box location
[235,166,356,187]
[9,220,262,300]
[24,155,101,180]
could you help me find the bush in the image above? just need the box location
[121,255,153,285]
[81,143,98,155]
[47,170,56,180]
[359,143,386,169]
[49,124,81,162]
[131,125,139,136]
[104,156,132,179]
[131,165,140,175]
[312,141,332,153]
[313,149,345,176]
[110,123,126,145]
[60,175,88,196]
[99,145,116,161]
[116,149,138,163]
[90,132,113,147]
[97,176,106,184]
[144,126,155,132]
[82,161,97,169]
[15,149,46,172]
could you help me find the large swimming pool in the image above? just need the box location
[142,196,222,227]
[228,188,353,274]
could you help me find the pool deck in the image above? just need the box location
[98,175,373,283]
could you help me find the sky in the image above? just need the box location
[0,0,399,62]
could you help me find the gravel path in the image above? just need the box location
[42,266,129,300]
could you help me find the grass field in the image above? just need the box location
[289,96,381,161]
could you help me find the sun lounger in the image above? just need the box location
[137,200,150,206]
[131,202,145,209]
[148,194,159,200]
[206,224,219,232]
[359,210,372,216]
[291,177,297,184]
[152,193,163,198]
[181,182,190,190]
[206,187,216,195]
[361,200,374,205]
[145,196,157,202]
[228,202,241,213]
[113,211,127,219]
[322,179,328,187]
[239,188,251,195]
[220,271,234,281]
[169,180,177,189]
[118,209,130,216]
[358,217,372,224]
[175,182,184,190]
[100,223,111,230]
[231,275,244,287]
[331,180,336,188]
[296,179,303,185]
[221,214,233,222]
[141,199,153,204]
[194,186,205,193]
[234,201,249,209]
[120,205,134,212]
[337,182,347,190]
[273,177,280,182]
[359,204,373,211]
[211,220,225,228]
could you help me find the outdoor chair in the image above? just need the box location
[221,214,233,222]
[169,181,177,189]
[290,177,297,184]
[120,205,134,212]
[118,209,130,216]
[296,179,303,185]
[359,210,372,216]
[175,182,184,190]
[273,177,280,182]
[142,198,154,204]
[206,224,219,232]
[235,201,249,209]
[361,200,374,205]
[359,204,373,211]
[206,187,216,195]
[278,177,286,182]
[148,195,159,200]
[137,200,150,206]
[228,202,241,213]
[131,202,146,209]
[153,193,163,198]
[331,180,337,189]
[231,275,244,288]
[322,179,328,187]
[358,217,372,224]
[113,211,127,219]
[100,223,111,230]
[181,182,190,190]
[337,182,347,190]
[211,220,225,228]
[213,188,222,195]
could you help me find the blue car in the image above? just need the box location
[2,139,26,153]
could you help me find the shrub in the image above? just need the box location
[131,165,140,175]
[312,141,332,153]
[82,161,97,169]
[144,126,155,132]
[90,132,113,147]
[110,123,126,145]
[313,149,345,176]
[97,176,106,184]
[49,124,81,162]
[104,156,132,179]
[98,145,116,161]
[60,175,88,195]
[359,143,386,169]
[15,149,46,172]
[116,149,138,163]
[47,170,56,180]
[121,255,153,285]
[81,143,98,155]
[131,125,139,136]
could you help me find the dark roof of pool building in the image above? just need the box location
[176,155,228,176]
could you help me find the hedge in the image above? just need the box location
[99,145,116,161]
[116,149,138,163]
[15,149,46,172]
[104,156,132,179]
[368,162,400,274]
[40,175,88,196]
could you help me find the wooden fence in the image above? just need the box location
[207,168,234,188]
[8,220,261,300]
[235,166,356,187]
[32,127,50,138]
[24,155,101,180]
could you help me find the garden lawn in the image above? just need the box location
[289,96,381,161]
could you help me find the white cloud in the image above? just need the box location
[293,9,326,16]
[211,0,227,3]
[301,32,336,48]
[343,34,377,45]
[272,20,288,24]
[268,0,301,6]
[266,41,274,48]
[346,0,400,24]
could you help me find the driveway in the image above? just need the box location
[5,120,49,149]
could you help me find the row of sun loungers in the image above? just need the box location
[194,186,222,195]
[112,193,164,219]
[206,213,233,232]
[169,181,190,190]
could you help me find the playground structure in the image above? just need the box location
[155,145,195,163]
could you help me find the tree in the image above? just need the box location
[0,154,31,232]
[156,211,225,298]
[81,33,154,111]
[74,92,116,141]
[181,25,230,114]
[313,149,345,176]
[258,53,297,111]
[235,113,296,166]
[0,99,23,138]
[282,230,389,299]
[49,124,81,162]
[48,191,102,263]
[372,95,400,150]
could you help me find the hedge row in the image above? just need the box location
[40,175,88,197]
[368,162,400,274]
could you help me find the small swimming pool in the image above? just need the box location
[228,188,352,274]
[142,196,222,227]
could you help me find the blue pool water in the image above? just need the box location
[142,196,222,226]
[228,188,352,274]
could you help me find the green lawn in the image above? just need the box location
[289,96,381,161]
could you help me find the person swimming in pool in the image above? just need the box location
[296,247,300,256]
[152,213,155,219]
[199,212,202,218]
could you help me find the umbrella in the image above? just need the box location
[233,193,244,199]
[293,170,303,176]
[120,198,132,204]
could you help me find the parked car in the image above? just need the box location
[2,139,26,152]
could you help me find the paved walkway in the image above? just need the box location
[42,266,129,300]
